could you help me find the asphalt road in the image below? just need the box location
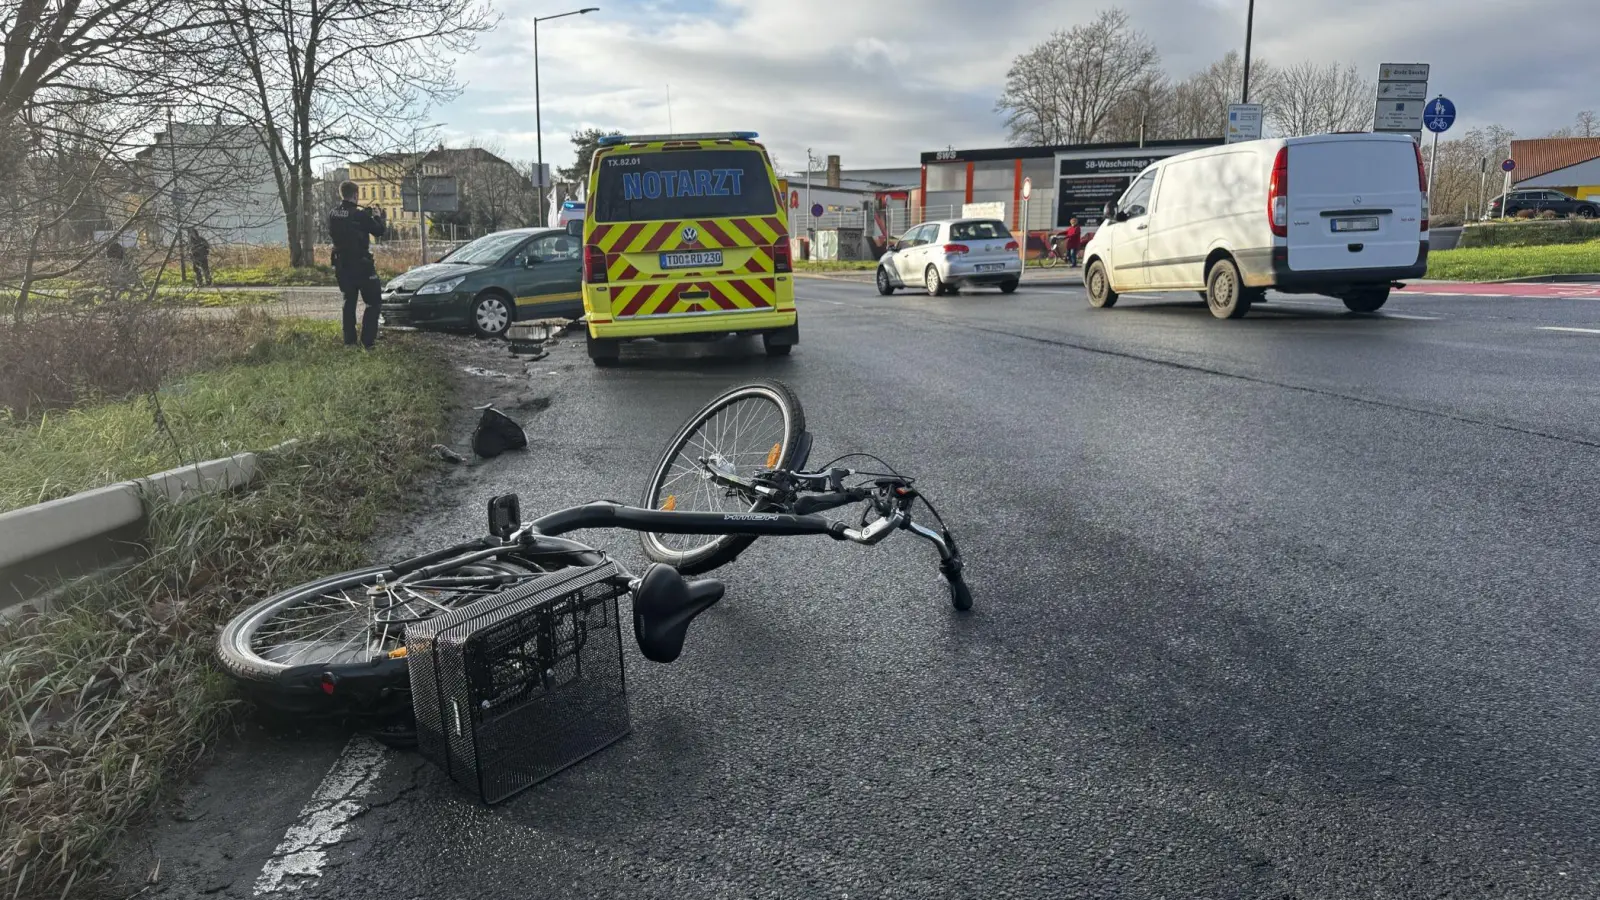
[120,278,1600,899]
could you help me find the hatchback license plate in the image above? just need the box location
[1332,217,1380,233]
[660,250,722,269]
[975,263,1006,272]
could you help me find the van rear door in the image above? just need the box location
[588,146,787,320]
[1285,136,1423,272]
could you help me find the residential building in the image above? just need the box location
[1508,137,1600,201]
[348,147,531,239]
[135,122,287,244]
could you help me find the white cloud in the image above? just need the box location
[438,0,1600,174]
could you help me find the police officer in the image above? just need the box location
[328,181,387,349]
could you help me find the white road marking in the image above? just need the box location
[1380,313,1442,320]
[1538,326,1600,335]
[253,736,389,895]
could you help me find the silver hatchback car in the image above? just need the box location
[876,218,1023,296]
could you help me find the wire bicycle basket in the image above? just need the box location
[406,560,631,805]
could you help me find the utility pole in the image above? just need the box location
[805,147,814,246]
[166,106,187,282]
[532,8,599,229]
[1241,0,1256,104]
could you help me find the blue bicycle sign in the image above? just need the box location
[1424,96,1456,133]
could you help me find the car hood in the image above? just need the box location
[385,262,484,291]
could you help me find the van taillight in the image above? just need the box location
[1268,146,1288,238]
[1413,141,1430,232]
[772,240,792,274]
[584,245,607,284]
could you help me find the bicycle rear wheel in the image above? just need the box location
[640,380,806,575]
[217,560,542,713]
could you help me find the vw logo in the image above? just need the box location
[680,225,699,244]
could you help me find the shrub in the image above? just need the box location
[0,305,279,420]
[1460,218,1600,248]
[1516,209,1537,219]
[1538,209,1561,219]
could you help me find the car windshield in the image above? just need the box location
[592,148,777,223]
[439,232,527,266]
[949,220,1013,241]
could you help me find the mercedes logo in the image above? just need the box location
[1354,196,1362,204]
[680,225,699,244]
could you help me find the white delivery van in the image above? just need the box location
[1081,133,1429,319]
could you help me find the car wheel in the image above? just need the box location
[471,292,513,338]
[876,266,897,295]
[586,330,620,367]
[1578,206,1597,219]
[924,264,946,297]
[1205,257,1251,320]
[1342,287,1390,313]
[1085,260,1118,309]
[999,279,1019,294]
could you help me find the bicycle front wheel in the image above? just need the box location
[640,380,806,575]
[1041,252,1059,269]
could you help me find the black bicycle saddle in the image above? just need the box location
[632,563,725,663]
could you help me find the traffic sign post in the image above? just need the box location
[1499,158,1516,219]
[1020,177,1032,265]
[1226,104,1264,143]
[1374,63,1430,140]
[1423,96,1455,200]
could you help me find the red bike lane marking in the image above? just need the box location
[1398,282,1600,298]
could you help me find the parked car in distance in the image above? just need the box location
[876,218,1023,296]
[1485,189,1598,219]
[379,227,584,338]
[1082,132,1428,319]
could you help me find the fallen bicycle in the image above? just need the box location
[217,380,970,802]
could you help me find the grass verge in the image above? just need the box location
[1425,239,1600,282]
[794,259,878,272]
[0,322,453,898]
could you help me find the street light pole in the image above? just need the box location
[533,7,598,228]
[1241,0,1256,104]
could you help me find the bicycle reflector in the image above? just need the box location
[406,561,630,805]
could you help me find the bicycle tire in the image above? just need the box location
[1041,253,1059,269]
[640,380,807,576]
[217,560,541,710]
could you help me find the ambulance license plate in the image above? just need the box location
[1332,217,1379,233]
[975,263,1006,272]
[660,251,722,269]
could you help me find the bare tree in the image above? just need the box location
[1101,71,1170,144]
[1427,124,1516,222]
[1165,51,1277,140]
[198,0,498,267]
[1577,110,1598,139]
[1262,61,1373,136]
[0,0,233,320]
[996,8,1161,145]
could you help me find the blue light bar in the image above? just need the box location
[596,131,759,146]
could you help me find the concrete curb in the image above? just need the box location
[0,441,299,619]
[1485,273,1600,284]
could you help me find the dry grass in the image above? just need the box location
[0,323,454,899]
[0,304,280,423]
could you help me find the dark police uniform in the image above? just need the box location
[328,199,387,348]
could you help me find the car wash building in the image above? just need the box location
[917,138,1223,237]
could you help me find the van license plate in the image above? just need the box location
[1332,217,1379,233]
[660,250,722,269]
[975,263,1006,272]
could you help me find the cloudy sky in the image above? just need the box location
[437,0,1596,174]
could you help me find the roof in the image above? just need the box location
[920,138,1222,164]
[1509,137,1600,183]
[1518,154,1600,189]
